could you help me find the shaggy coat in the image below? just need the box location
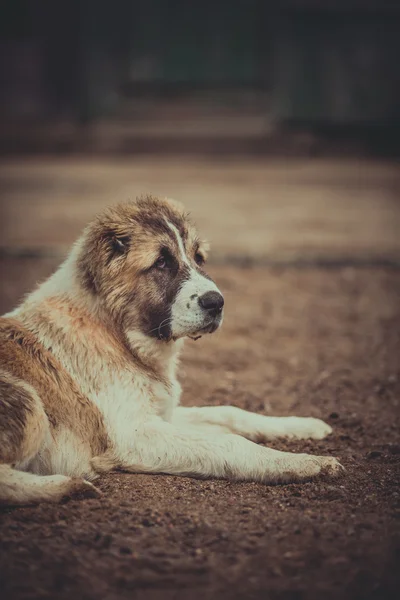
[0,196,341,505]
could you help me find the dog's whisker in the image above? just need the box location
[147,318,173,336]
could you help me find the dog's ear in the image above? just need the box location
[102,230,131,263]
[112,234,131,254]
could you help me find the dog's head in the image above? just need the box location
[78,196,224,342]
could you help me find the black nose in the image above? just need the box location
[198,291,224,316]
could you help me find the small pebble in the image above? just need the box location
[387,444,400,455]
[366,450,383,459]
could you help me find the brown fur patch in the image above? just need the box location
[0,318,110,456]
[0,370,47,464]
[20,295,164,384]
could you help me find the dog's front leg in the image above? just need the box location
[94,418,342,484]
[173,406,333,442]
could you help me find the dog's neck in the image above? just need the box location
[125,330,183,380]
[9,246,183,387]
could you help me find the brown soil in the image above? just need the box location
[1,157,400,263]
[0,261,399,600]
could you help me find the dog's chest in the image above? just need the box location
[92,370,181,448]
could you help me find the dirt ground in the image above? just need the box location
[1,157,399,263]
[0,157,399,599]
[0,261,399,600]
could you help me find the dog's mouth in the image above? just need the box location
[187,320,221,341]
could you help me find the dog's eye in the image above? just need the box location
[155,256,167,269]
[194,252,205,266]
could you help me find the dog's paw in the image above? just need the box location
[296,454,344,480]
[281,416,333,440]
[65,478,102,500]
[316,456,344,477]
[261,447,344,484]
[276,454,344,484]
[311,455,344,477]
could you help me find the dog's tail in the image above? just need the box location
[0,464,100,506]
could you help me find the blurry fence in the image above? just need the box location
[0,0,399,151]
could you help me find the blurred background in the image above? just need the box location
[1,0,400,285]
[1,0,400,152]
[1,3,400,599]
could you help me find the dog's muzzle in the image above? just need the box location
[187,291,224,340]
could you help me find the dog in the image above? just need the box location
[0,196,342,505]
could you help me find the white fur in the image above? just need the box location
[166,220,190,266]
[172,406,333,441]
[165,217,224,339]
[0,465,99,504]
[1,212,343,505]
[170,268,222,339]
[109,417,340,483]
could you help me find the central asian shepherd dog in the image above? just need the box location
[0,196,342,505]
